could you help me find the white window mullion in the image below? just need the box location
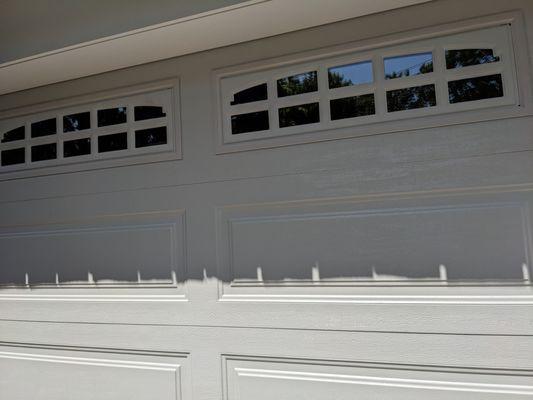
[432,46,449,111]
[90,108,98,156]
[56,114,64,161]
[24,121,31,166]
[127,102,135,150]
[317,65,330,124]
[267,79,279,132]
[372,54,387,116]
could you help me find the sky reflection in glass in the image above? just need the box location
[328,61,373,88]
[384,52,433,79]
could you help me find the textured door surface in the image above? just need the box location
[0,0,532,398]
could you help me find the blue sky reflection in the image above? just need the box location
[384,52,433,79]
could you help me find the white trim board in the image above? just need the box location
[0,0,432,96]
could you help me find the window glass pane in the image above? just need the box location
[1,147,25,166]
[98,132,127,152]
[386,84,436,112]
[328,61,373,89]
[63,112,90,132]
[384,52,433,79]
[135,126,167,148]
[31,118,56,138]
[448,74,503,104]
[31,143,57,162]
[230,83,268,105]
[1,126,24,143]
[97,107,127,127]
[446,49,500,69]
[231,111,269,135]
[278,103,320,128]
[330,94,375,120]
[134,106,166,121]
[64,138,91,158]
[277,71,318,97]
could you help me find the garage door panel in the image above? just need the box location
[1,321,532,379]
[2,149,533,232]
[1,117,532,206]
[0,292,531,335]
[218,188,532,299]
[224,356,533,400]
[0,36,532,204]
[0,185,531,335]
[225,202,525,281]
[0,210,186,285]
[0,345,189,400]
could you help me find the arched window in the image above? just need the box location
[0,84,177,175]
[218,23,518,151]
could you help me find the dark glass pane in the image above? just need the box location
[98,132,127,152]
[1,147,25,166]
[231,111,269,135]
[1,126,24,143]
[277,71,318,97]
[230,83,268,105]
[330,94,375,120]
[446,49,500,69]
[278,102,320,128]
[64,138,91,158]
[135,126,167,148]
[386,84,436,112]
[134,106,166,121]
[63,112,90,132]
[384,52,433,79]
[97,107,127,127]
[448,74,503,104]
[31,143,57,162]
[31,118,56,138]
[328,61,373,89]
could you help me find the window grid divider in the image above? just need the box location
[318,65,331,124]
[372,54,387,117]
[433,46,450,111]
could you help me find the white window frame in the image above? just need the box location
[214,12,531,154]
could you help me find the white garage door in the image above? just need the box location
[0,2,532,399]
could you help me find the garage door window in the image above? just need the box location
[384,52,433,79]
[63,111,91,132]
[328,61,373,88]
[0,86,176,173]
[445,48,500,69]
[448,74,503,103]
[218,23,518,148]
[277,71,318,97]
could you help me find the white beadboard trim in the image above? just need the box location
[0,0,431,95]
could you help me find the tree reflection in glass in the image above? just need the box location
[328,61,373,89]
[278,103,319,127]
[277,72,317,97]
[446,49,500,69]
[448,74,503,103]
[385,52,433,79]
[387,84,436,112]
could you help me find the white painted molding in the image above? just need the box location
[0,0,431,95]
